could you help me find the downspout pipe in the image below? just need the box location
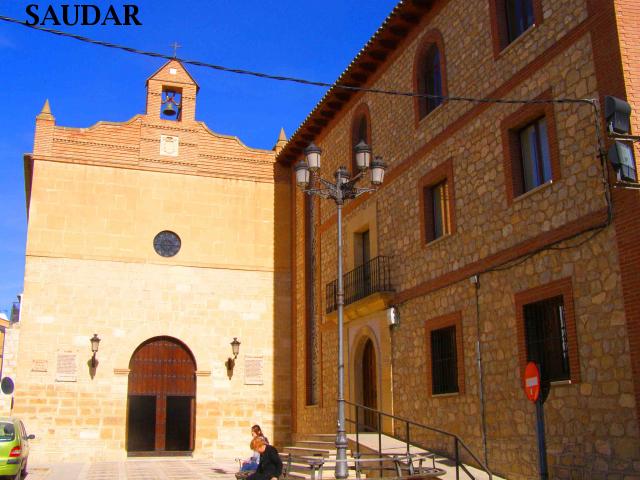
[472,274,489,467]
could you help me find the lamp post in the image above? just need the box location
[295,140,386,479]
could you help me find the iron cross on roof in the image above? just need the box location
[170,41,182,58]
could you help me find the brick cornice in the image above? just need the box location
[394,208,609,305]
[29,155,281,184]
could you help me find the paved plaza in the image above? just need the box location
[25,458,239,480]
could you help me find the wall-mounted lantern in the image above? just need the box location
[90,334,101,368]
[225,338,241,377]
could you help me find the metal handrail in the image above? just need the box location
[345,399,493,480]
[326,255,394,313]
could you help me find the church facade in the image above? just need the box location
[13,60,292,461]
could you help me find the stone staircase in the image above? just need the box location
[281,432,504,480]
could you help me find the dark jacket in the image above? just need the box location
[248,445,283,480]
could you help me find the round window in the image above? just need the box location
[153,231,181,257]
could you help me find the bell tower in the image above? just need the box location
[146,59,199,122]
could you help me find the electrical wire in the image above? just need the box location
[0,13,615,277]
[0,14,596,106]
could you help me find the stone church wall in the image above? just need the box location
[15,60,291,462]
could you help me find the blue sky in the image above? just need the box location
[0,0,398,314]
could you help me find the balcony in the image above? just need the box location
[326,256,394,318]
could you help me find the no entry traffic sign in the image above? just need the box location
[524,361,540,402]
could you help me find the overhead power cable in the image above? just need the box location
[1,13,614,277]
[0,14,594,106]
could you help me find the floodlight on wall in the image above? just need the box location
[604,95,639,185]
[605,96,632,135]
[609,141,637,182]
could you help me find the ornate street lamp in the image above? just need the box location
[295,141,386,479]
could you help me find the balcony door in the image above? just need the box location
[355,230,371,298]
[127,337,196,455]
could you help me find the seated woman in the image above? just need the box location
[241,425,269,472]
[247,436,282,480]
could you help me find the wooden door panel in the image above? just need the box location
[127,337,196,453]
[362,339,378,431]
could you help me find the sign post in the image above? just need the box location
[524,362,548,480]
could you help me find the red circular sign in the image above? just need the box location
[524,362,540,402]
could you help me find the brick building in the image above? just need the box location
[278,0,640,478]
[15,60,292,462]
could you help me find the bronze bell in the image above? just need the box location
[162,100,177,117]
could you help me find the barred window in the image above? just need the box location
[431,326,458,394]
[524,296,570,383]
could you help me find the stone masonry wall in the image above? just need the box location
[291,0,640,477]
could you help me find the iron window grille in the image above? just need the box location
[524,295,571,383]
[431,325,458,395]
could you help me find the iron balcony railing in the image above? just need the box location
[326,255,393,314]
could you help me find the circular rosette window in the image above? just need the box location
[153,230,181,257]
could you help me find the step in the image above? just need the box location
[283,446,333,456]
[295,440,335,448]
[303,433,336,441]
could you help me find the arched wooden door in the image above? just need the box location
[361,339,378,431]
[127,337,196,455]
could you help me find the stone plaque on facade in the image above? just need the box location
[55,352,77,382]
[160,135,179,157]
[31,359,48,373]
[244,356,264,385]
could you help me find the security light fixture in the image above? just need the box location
[609,141,637,182]
[605,95,632,135]
[604,95,638,185]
